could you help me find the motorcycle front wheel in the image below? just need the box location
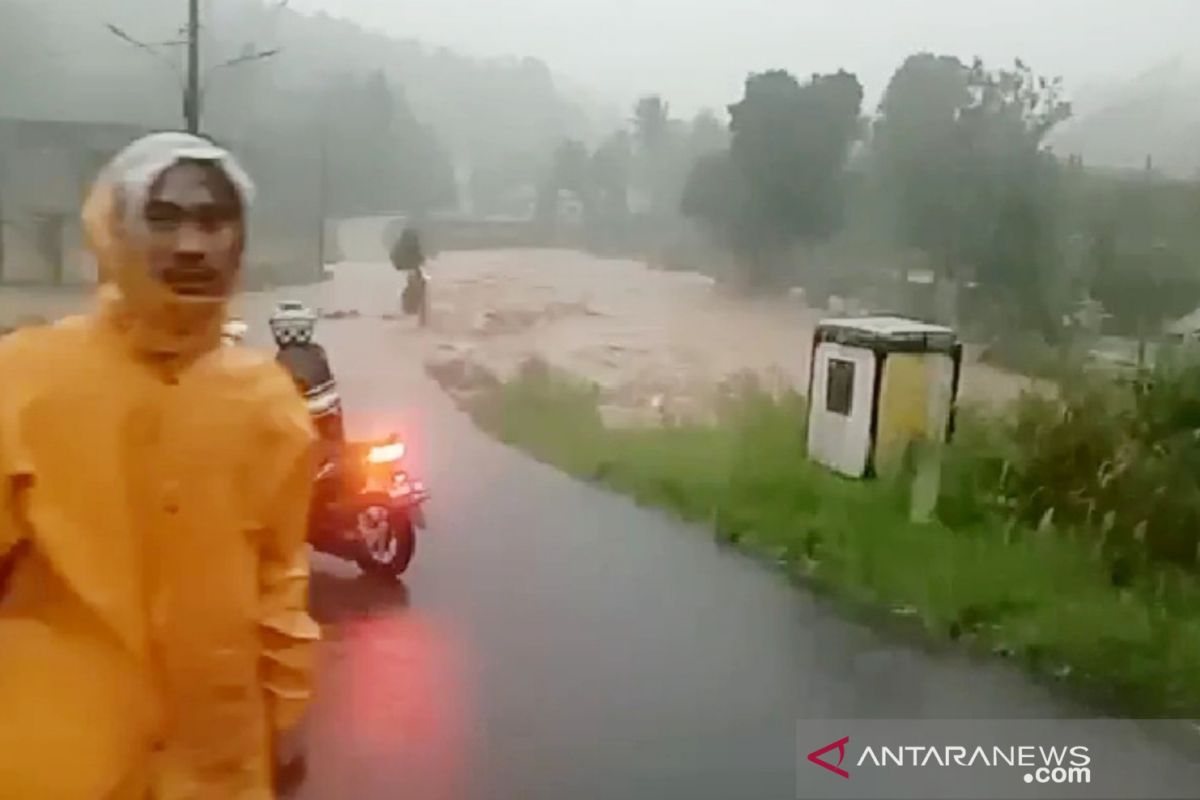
[356,505,416,578]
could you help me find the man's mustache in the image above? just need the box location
[158,263,229,296]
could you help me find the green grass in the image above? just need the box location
[464,362,1200,717]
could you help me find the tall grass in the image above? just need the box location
[467,360,1200,716]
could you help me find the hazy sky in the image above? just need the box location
[291,0,1197,115]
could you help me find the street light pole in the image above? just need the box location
[186,0,201,133]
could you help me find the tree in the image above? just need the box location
[469,149,543,217]
[872,54,1072,334]
[364,71,397,132]
[399,121,458,213]
[872,54,973,269]
[1085,177,1200,339]
[632,96,670,156]
[324,71,456,216]
[681,149,752,251]
[729,69,864,242]
[551,139,591,197]
[537,138,593,224]
[687,109,729,159]
[965,59,1072,335]
[590,130,633,222]
[683,69,864,290]
[630,95,680,217]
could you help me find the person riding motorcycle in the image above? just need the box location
[269,302,348,539]
[391,227,429,327]
[269,301,345,451]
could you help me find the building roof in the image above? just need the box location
[814,316,959,354]
[819,315,954,336]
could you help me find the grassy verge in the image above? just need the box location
[464,361,1200,718]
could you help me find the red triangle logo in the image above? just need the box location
[807,736,850,779]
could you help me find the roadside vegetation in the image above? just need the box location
[465,358,1200,718]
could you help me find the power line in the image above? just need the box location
[103,10,282,134]
[212,48,281,72]
[104,23,185,87]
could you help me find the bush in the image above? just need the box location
[936,407,1015,528]
[977,359,1200,573]
[977,330,1065,380]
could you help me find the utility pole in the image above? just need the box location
[186,0,201,133]
[318,125,329,275]
[107,6,279,134]
[0,148,6,284]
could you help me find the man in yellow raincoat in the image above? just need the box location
[0,132,320,798]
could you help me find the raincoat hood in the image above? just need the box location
[82,132,256,359]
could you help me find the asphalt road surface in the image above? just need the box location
[259,264,1200,800]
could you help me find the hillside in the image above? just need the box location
[1052,57,1200,176]
[0,0,600,166]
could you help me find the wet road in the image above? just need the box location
[263,264,1200,800]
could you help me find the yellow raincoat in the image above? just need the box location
[0,135,319,799]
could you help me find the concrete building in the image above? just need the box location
[0,118,145,285]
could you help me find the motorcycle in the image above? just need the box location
[308,434,430,578]
[400,268,429,327]
[222,315,429,576]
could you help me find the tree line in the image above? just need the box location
[542,53,1200,343]
[0,0,600,221]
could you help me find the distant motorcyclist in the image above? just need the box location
[391,226,429,327]
[269,301,346,451]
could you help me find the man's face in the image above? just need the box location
[140,160,244,298]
